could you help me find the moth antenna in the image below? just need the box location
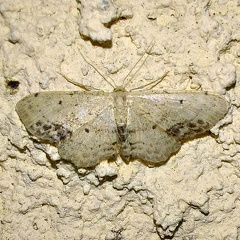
[57,72,102,91]
[78,47,116,90]
[123,40,155,89]
[130,71,169,91]
[122,52,150,88]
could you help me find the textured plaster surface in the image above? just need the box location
[0,0,240,239]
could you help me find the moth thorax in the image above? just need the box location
[114,92,128,126]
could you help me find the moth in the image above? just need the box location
[16,50,229,168]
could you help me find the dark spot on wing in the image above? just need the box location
[36,121,42,126]
[29,121,72,143]
[58,100,62,105]
[188,122,196,128]
[166,119,210,140]
[56,128,72,141]
[152,124,157,129]
[54,124,61,130]
[179,99,183,104]
[197,119,204,124]
[34,93,39,97]
[166,123,184,136]
[43,124,52,131]
[85,128,89,133]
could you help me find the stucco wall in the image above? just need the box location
[0,0,239,239]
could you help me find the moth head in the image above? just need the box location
[114,86,127,92]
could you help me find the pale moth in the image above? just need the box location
[16,48,229,168]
